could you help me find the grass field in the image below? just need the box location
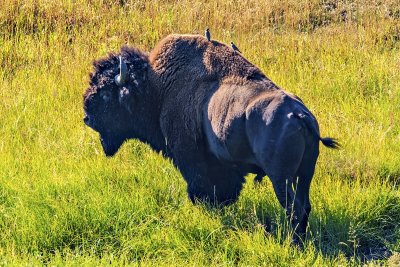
[1,0,400,265]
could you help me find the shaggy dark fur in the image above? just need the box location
[83,46,165,156]
[83,34,339,243]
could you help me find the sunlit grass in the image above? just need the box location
[1,0,400,265]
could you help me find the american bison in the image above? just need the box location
[83,34,339,243]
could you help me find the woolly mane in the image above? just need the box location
[83,46,149,102]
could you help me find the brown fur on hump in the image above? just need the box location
[83,46,149,104]
[150,34,268,85]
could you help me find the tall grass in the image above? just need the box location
[0,0,400,265]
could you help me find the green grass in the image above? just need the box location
[1,0,400,265]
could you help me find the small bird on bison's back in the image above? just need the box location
[230,42,241,53]
[205,28,211,41]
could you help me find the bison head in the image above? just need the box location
[83,47,149,156]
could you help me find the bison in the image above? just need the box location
[83,34,339,243]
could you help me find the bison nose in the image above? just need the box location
[83,115,90,125]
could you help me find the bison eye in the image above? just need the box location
[101,91,112,102]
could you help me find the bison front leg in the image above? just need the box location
[170,154,216,204]
[175,156,244,206]
[162,134,244,205]
[174,160,213,204]
[185,163,245,206]
[186,174,214,204]
[206,163,245,205]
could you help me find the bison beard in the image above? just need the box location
[100,134,125,157]
[83,34,339,245]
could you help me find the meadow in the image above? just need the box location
[1,0,400,265]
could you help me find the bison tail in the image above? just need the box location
[293,112,341,149]
[320,137,341,149]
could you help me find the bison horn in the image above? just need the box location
[115,56,128,86]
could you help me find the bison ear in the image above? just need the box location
[142,63,148,81]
